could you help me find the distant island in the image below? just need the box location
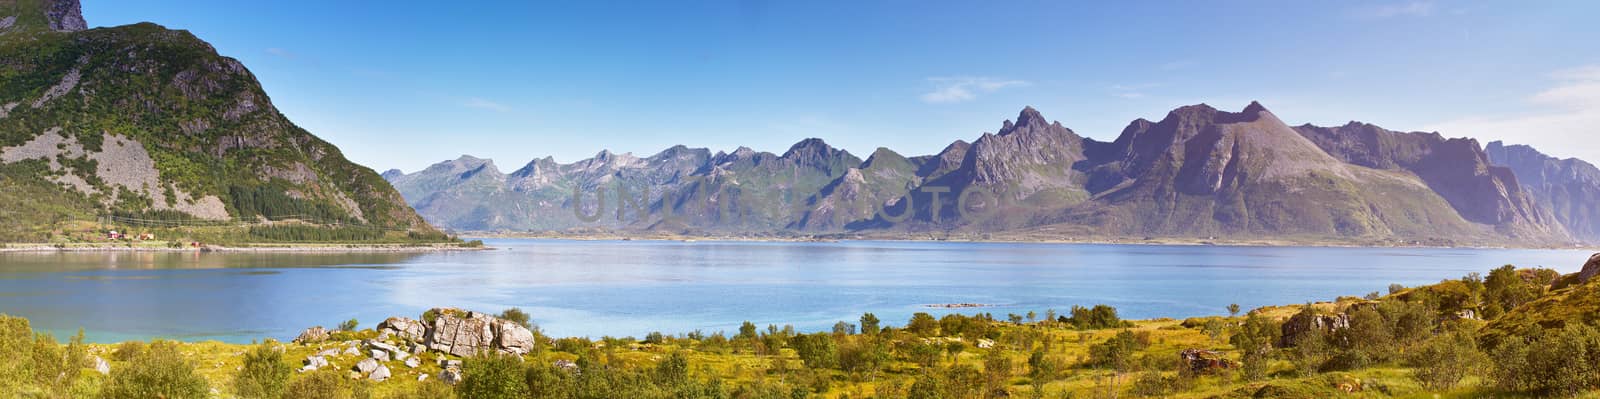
[0,0,460,249]
[387,103,1600,249]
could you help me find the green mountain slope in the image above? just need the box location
[0,0,441,242]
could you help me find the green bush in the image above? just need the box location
[458,353,530,399]
[1407,323,1487,391]
[98,340,209,399]
[285,369,352,399]
[234,341,293,399]
[1491,323,1600,396]
[338,318,359,332]
[1230,313,1280,381]
[110,340,147,361]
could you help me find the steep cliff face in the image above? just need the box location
[0,0,438,241]
[1055,103,1489,240]
[1295,123,1560,239]
[1487,141,1600,242]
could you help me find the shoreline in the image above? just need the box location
[460,231,1600,251]
[0,243,491,253]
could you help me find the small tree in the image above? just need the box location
[338,318,358,332]
[1230,313,1280,381]
[498,308,533,330]
[234,341,293,399]
[860,313,881,335]
[832,321,856,336]
[738,321,758,340]
[1227,304,1241,317]
[907,313,939,336]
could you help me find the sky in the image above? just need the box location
[84,1,1600,173]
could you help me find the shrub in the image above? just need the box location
[110,340,147,361]
[907,312,939,336]
[498,308,533,330]
[790,333,838,369]
[1407,324,1487,391]
[98,340,209,399]
[459,353,530,399]
[284,369,351,399]
[386,381,456,399]
[338,318,359,332]
[235,341,293,399]
[1491,324,1600,395]
[1063,304,1125,329]
[1087,330,1147,371]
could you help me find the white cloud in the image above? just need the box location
[1425,65,1600,162]
[463,97,511,112]
[1356,1,1435,19]
[920,77,1029,104]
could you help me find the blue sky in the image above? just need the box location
[85,1,1600,173]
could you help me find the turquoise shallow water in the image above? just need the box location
[0,239,1589,343]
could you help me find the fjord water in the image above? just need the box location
[0,239,1589,343]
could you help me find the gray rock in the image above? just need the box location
[315,348,339,357]
[440,368,462,386]
[342,346,360,356]
[378,316,427,343]
[369,340,407,360]
[1580,253,1600,283]
[418,373,429,382]
[293,326,331,344]
[92,356,109,375]
[370,349,390,362]
[355,358,379,374]
[369,365,391,382]
[422,307,538,357]
[405,357,421,368]
[301,356,329,372]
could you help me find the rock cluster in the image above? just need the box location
[421,308,536,357]
[292,307,538,385]
[293,326,331,344]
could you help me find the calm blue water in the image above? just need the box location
[0,239,1590,343]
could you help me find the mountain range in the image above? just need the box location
[386,102,1599,246]
[0,0,439,241]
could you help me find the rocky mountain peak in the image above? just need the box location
[1,0,85,33]
[1000,106,1052,136]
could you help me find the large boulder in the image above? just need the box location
[92,356,110,375]
[377,317,427,343]
[369,365,391,382]
[493,319,536,355]
[1278,312,1349,348]
[1178,349,1234,373]
[354,358,379,374]
[293,326,331,344]
[301,356,329,372]
[1579,253,1600,283]
[423,307,537,357]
